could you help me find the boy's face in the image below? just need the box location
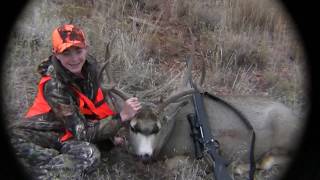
[55,46,87,75]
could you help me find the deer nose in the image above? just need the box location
[140,153,152,162]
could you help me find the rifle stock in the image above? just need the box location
[209,148,232,180]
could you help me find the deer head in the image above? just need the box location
[99,40,203,161]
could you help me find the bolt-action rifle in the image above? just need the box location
[186,60,233,180]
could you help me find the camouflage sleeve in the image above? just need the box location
[43,79,124,142]
[93,92,124,140]
[96,113,123,139]
[43,79,88,141]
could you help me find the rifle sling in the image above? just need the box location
[203,92,256,180]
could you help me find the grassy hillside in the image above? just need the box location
[2,0,308,179]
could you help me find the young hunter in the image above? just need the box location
[9,24,142,179]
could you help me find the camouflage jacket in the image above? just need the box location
[22,55,122,142]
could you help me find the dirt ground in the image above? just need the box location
[85,142,289,180]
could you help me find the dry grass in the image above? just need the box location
[2,0,307,179]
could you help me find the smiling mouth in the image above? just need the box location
[69,63,81,67]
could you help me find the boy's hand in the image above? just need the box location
[119,97,141,122]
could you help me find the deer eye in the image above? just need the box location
[130,124,142,134]
[151,125,160,134]
[130,125,138,133]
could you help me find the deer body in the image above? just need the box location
[128,94,303,173]
[100,46,303,173]
[158,96,301,161]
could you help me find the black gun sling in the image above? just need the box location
[201,91,256,180]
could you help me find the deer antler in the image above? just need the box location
[188,28,206,87]
[98,37,131,101]
[109,88,130,101]
[199,53,206,86]
[155,50,207,115]
[98,37,116,84]
[140,71,182,99]
[155,88,195,115]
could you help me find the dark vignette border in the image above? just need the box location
[279,0,320,179]
[0,1,31,179]
[0,0,318,179]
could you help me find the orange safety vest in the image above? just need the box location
[25,76,115,142]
